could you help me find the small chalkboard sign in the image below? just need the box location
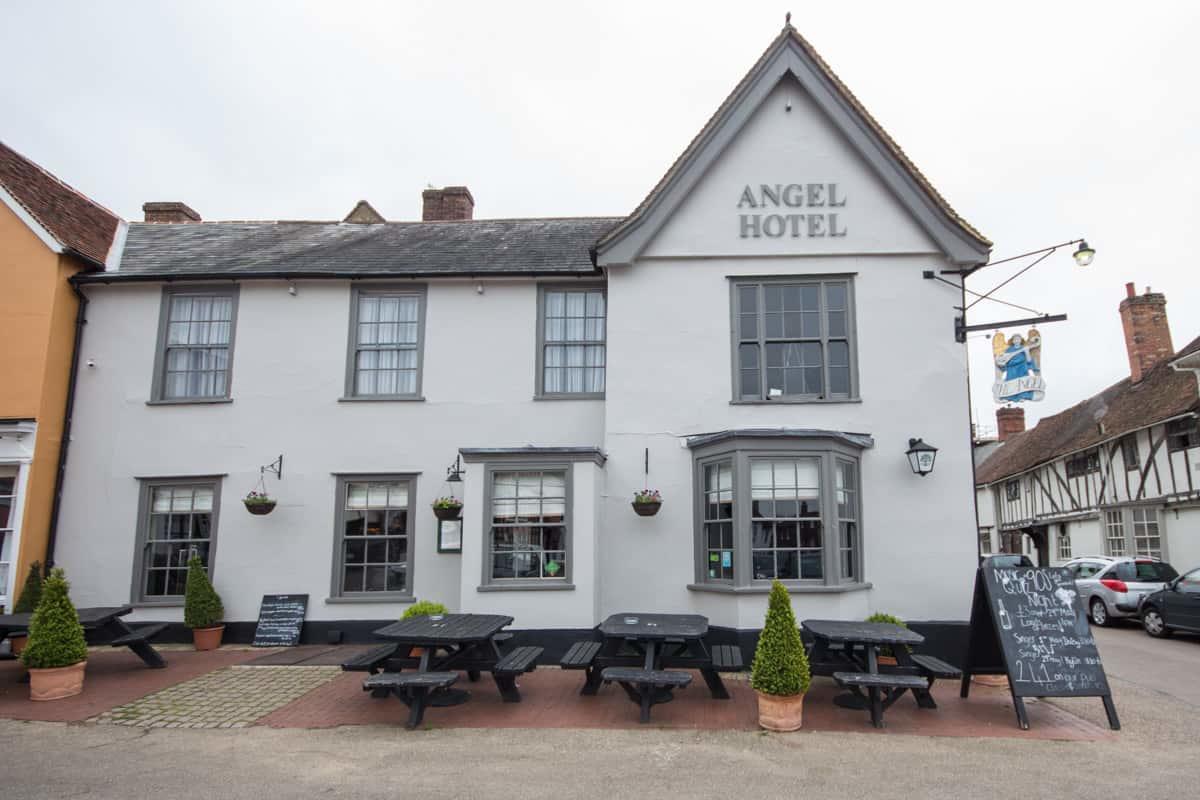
[252,594,308,647]
[960,565,1119,730]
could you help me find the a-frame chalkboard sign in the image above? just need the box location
[960,564,1120,730]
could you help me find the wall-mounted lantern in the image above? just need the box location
[905,438,938,477]
[1072,240,1096,267]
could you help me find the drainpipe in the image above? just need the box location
[44,280,88,569]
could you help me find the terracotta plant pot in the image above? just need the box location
[877,655,898,666]
[244,500,276,516]
[973,674,1010,688]
[756,690,805,732]
[29,660,86,701]
[433,505,462,521]
[8,633,28,656]
[632,501,662,517]
[192,625,225,651]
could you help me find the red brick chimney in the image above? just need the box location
[421,186,474,221]
[142,202,201,223]
[996,406,1026,441]
[1119,282,1173,383]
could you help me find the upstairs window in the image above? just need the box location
[1005,480,1020,501]
[1120,434,1140,471]
[732,278,856,402]
[538,286,606,397]
[1065,449,1100,478]
[1166,418,1199,453]
[346,286,426,399]
[153,288,238,401]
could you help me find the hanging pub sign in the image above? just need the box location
[992,328,1045,403]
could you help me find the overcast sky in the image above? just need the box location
[3,1,1198,433]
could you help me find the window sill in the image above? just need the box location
[729,398,861,405]
[338,396,426,403]
[533,394,605,401]
[325,595,415,605]
[687,581,873,595]
[145,398,233,406]
[131,599,185,608]
[476,583,575,593]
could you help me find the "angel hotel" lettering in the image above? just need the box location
[737,183,848,239]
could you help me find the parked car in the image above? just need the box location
[1140,567,1200,637]
[1064,556,1180,626]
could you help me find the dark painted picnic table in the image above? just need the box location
[373,613,513,701]
[0,606,166,668]
[584,613,730,699]
[803,618,933,713]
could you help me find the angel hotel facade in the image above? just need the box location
[46,26,993,645]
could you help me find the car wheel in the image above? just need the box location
[1090,598,1111,627]
[1142,607,1172,638]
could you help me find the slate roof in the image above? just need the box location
[0,141,122,267]
[91,217,622,280]
[596,25,991,255]
[975,335,1200,485]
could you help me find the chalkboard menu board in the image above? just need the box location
[252,594,308,647]
[961,566,1119,730]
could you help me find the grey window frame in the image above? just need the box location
[130,476,223,606]
[979,527,993,555]
[729,275,859,404]
[343,284,428,401]
[534,283,607,400]
[1057,524,1072,560]
[690,436,867,592]
[329,473,418,601]
[479,460,574,590]
[1065,448,1100,478]
[1120,434,1140,471]
[149,285,240,404]
[1101,505,1170,561]
[1005,480,1020,501]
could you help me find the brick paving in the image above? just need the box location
[0,647,260,723]
[261,666,1112,740]
[92,665,341,729]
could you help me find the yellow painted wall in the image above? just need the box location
[0,201,89,598]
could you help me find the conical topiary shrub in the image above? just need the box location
[751,579,811,731]
[184,556,225,650]
[20,568,89,700]
[13,561,44,614]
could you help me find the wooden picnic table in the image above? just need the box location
[367,613,542,728]
[803,618,935,728]
[0,606,167,669]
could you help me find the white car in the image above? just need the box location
[1063,556,1180,626]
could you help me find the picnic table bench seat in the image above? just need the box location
[108,622,169,647]
[362,671,459,729]
[602,667,693,723]
[560,640,601,668]
[490,645,543,702]
[710,645,745,672]
[910,654,961,679]
[833,671,929,729]
[341,643,402,676]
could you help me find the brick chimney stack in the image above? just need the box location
[421,186,474,221]
[142,202,201,223]
[1119,282,1173,383]
[996,406,1026,442]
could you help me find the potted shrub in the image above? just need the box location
[401,600,448,657]
[184,555,225,651]
[8,561,44,656]
[632,489,662,517]
[432,496,463,521]
[865,612,908,665]
[243,490,277,516]
[20,568,88,701]
[751,579,811,731]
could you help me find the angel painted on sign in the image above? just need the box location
[992,328,1046,403]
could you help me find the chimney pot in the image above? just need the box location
[1119,282,1173,383]
[996,406,1026,442]
[421,186,474,221]
[142,202,200,223]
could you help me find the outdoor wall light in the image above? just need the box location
[1072,240,1096,267]
[446,454,465,483]
[905,438,938,477]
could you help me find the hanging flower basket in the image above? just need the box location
[243,492,277,516]
[632,489,662,517]
[432,497,463,521]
